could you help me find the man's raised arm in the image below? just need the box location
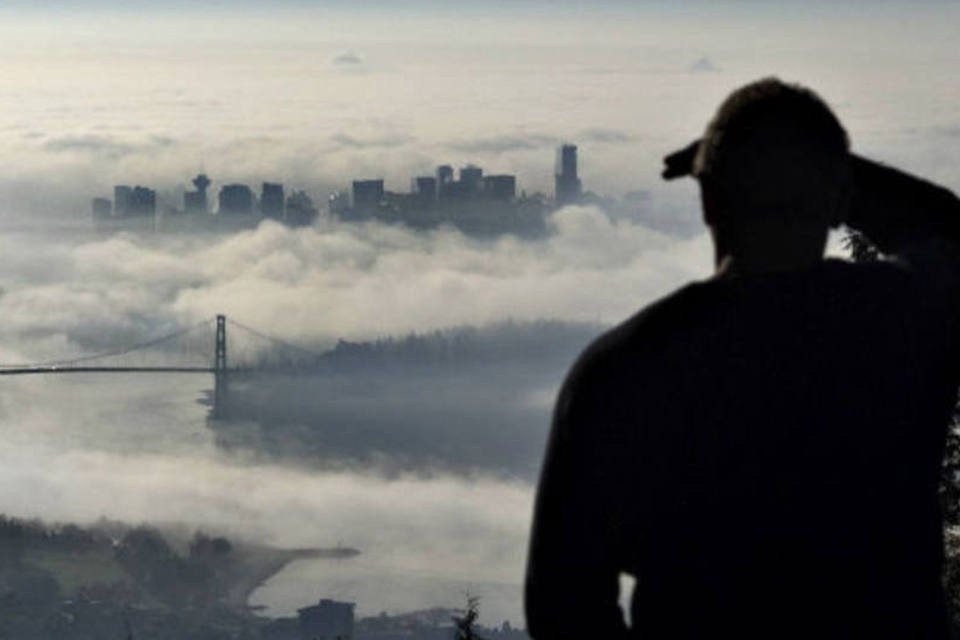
[844,156,960,257]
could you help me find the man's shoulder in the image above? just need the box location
[563,282,710,393]
[565,259,923,391]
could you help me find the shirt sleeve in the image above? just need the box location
[524,355,632,640]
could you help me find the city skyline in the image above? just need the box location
[90,144,593,237]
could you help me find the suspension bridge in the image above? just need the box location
[0,315,323,417]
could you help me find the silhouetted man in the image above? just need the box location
[525,78,960,638]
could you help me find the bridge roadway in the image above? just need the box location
[0,366,220,376]
[0,315,309,378]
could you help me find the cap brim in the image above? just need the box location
[662,139,702,180]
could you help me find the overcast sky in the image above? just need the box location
[2,0,959,217]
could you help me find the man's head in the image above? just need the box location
[671,78,852,272]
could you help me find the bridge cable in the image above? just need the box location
[226,319,328,361]
[0,318,215,370]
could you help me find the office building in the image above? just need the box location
[436,165,454,186]
[483,175,516,201]
[113,185,132,217]
[128,186,156,216]
[285,190,318,227]
[219,184,254,215]
[352,179,384,212]
[555,143,582,205]
[459,165,484,194]
[413,176,437,202]
[261,182,285,219]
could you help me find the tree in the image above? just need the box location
[452,595,486,640]
[844,231,960,625]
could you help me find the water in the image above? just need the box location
[0,373,533,626]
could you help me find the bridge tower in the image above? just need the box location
[215,314,227,373]
[213,314,228,418]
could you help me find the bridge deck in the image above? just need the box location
[0,367,218,376]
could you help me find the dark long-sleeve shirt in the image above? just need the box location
[525,160,960,639]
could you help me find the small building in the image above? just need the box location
[298,599,355,640]
[219,184,254,215]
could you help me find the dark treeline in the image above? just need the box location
[214,321,603,478]
[322,320,603,370]
[0,514,272,639]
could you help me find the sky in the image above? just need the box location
[1,0,960,626]
[2,1,960,218]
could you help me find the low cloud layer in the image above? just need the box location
[0,207,709,363]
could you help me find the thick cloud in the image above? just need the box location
[0,207,708,362]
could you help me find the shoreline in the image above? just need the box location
[230,545,361,610]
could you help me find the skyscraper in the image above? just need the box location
[114,185,132,217]
[555,144,582,205]
[261,182,285,219]
[128,186,156,216]
[352,179,385,213]
[218,184,254,215]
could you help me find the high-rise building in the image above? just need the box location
[184,174,210,214]
[483,175,517,201]
[128,186,156,216]
[555,143,582,205]
[328,190,350,218]
[459,165,484,195]
[352,179,384,212]
[436,165,454,186]
[413,176,437,202]
[261,182,285,219]
[436,165,455,201]
[113,185,132,217]
[218,184,254,215]
[285,190,318,227]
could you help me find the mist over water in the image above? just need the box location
[0,372,533,622]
